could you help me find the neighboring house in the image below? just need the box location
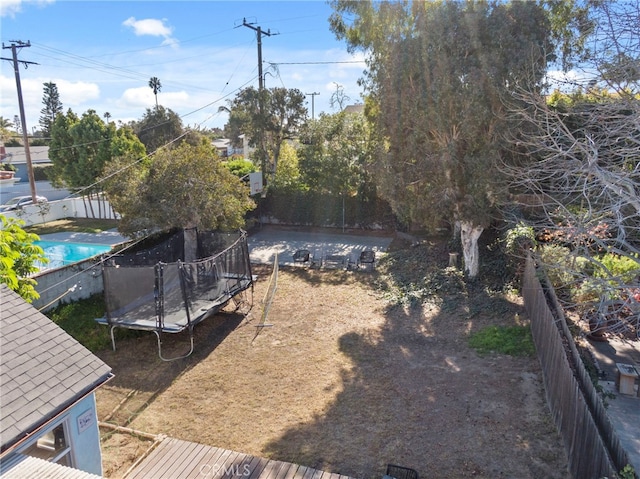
[212,138,231,158]
[2,146,50,165]
[343,103,365,115]
[212,139,243,159]
[0,284,113,477]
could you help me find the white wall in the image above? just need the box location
[2,197,118,226]
[32,257,105,312]
[6,393,105,476]
[66,393,104,475]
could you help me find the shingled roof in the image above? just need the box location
[0,285,112,453]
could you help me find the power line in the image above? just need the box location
[270,61,364,65]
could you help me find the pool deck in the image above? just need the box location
[38,229,128,245]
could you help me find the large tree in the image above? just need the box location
[134,105,183,154]
[39,82,63,139]
[330,0,552,277]
[299,110,375,198]
[224,87,307,187]
[49,109,146,219]
[49,110,146,194]
[103,141,255,261]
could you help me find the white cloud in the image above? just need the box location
[119,86,156,109]
[0,75,100,131]
[545,69,595,92]
[122,17,176,45]
[1,0,54,18]
[0,0,22,17]
[56,79,100,106]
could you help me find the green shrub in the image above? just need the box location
[469,325,535,357]
[33,165,53,182]
[504,222,536,255]
[539,245,589,291]
[593,253,640,283]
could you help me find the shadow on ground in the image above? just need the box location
[259,240,569,479]
[95,308,248,427]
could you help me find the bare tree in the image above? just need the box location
[329,83,350,111]
[502,1,640,337]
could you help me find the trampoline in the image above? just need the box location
[95,230,253,361]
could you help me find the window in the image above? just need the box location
[21,422,72,467]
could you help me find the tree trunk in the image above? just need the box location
[183,227,198,263]
[460,221,483,278]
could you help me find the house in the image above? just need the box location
[212,138,231,158]
[2,146,50,165]
[0,284,113,477]
[343,103,365,115]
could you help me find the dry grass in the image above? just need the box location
[95,254,569,479]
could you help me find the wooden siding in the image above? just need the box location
[125,437,354,479]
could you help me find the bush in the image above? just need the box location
[538,245,589,294]
[504,222,536,256]
[593,253,640,283]
[34,165,53,182]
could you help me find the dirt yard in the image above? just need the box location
[95,237,569,479]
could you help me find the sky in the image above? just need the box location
[0,0,367,134]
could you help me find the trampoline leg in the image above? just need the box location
[154,330,195,362]
[110,326,117,351]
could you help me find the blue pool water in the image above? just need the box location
[35,241,112,270]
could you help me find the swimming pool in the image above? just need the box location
[35,240,112,270]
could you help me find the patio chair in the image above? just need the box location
[384,464,419,479]
[293,249,310,265]
[358,250,376,270]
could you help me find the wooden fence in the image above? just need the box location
[522,255,631,479]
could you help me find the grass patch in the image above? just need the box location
[45,294,141,352]
[26,218,119,236]
[468,325,535,357]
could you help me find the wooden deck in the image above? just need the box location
[124,437,355,479]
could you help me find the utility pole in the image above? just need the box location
[242,18,276,91]
[2,40,38,201]
[305,92,320,120]
[241,19,277,186]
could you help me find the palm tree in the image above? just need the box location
[0,117,13,129]
[148,77,162,108]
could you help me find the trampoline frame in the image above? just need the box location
[95,230,254,361]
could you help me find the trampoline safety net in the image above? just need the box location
[98,230,253,356]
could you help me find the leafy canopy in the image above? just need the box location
[133,105,183,154]
[49,109,146,194]
[224,87,307,185]
[298,110,375,198]
[103,141,256,236]
[0,216,47,303]
[330,0,552,230]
